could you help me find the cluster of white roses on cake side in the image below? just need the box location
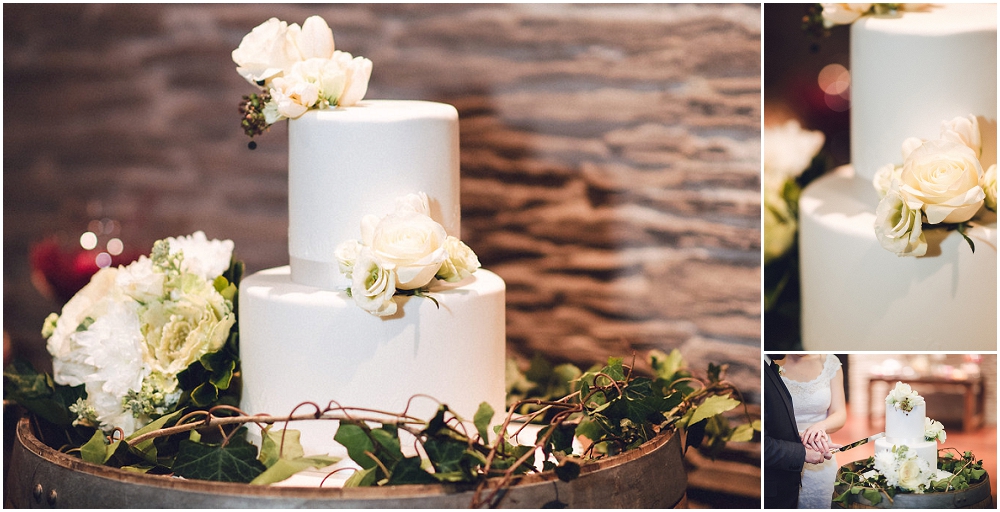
[872,115,996,257]
[885,381,924,412]
[43,232,236,435]
[763,119,825,265]
[335,193,480,317]
[924,417,947,443]
[233,15,372,125]
[819,4,930,27]
[872,445,935,493]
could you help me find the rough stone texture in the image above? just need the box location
[4,5,761,401]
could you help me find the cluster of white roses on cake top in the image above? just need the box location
[335,193,481,317]
[233,16,372,129]
[872,115,996,257]
[43,232,236,435]
[885,381,924,412]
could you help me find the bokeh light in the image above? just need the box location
[107,238,124,256]
[80,231,98,250]
[95,252,113,268]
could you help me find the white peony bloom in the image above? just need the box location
[940,114,981,158]
[116,256,165,303]
[331,50,373,107]
[763,120,825,179]
[899,139,985,224]
[367,211,449,290]
[232,17,301,87]
[982,164,997,212]
[350,248,398,317]
[436,236,481,283]
[820,3,872,27]
[166,231,234,281]
[874,192,927,257]
[872,163,901,199]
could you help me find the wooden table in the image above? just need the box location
[868,374,985,432]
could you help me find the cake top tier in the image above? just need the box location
[306,100,458,123]
[855,4,996,35]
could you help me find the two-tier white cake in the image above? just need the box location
[238,101,507,456]
[799,4,997,350]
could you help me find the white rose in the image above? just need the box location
[763,120,825,179]
[367,211,448,290]
[820,4,872,27]
[763,173,797,265]
[350,248,398,317]
[394,192,431,216]
[897,457,932,492]
[874,192,927,257]
[900,137,924,162]
[166,231,234,281]
[899,139,985,224]
[116,256,165,303]
[330,50,373,106]
[982,164,997,212]
[436,236,481,283]
[872,163,901,199]
[285,57,347,107]
[232,17,301,87]
[940,114,981,158]
[924,417,946,443]
[294,16,335,61]
[267,75,320,122]
[335,239,363,279]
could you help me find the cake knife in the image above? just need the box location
[834,432,885,452]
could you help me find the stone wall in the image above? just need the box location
[4,4,761,399]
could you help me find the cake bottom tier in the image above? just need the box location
[874,438,939,471]
[799,166,997,350]
[238,266,506,456]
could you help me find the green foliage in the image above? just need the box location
[834,450,985,505]
[172,428,266,483]
[3,359,85,426]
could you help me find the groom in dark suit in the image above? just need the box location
[764,354,834,508]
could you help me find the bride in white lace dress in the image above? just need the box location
[777,354,846,508]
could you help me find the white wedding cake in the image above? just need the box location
[232,18,506,457]
[799,4,997,350]
[874,382,941,471]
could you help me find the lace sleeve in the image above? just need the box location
[820,354,842,382]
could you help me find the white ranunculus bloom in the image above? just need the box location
[940,114,981,158]
[872,163,901,199]
[899,139,985,225]
[351,248,398,317]
[764,120,825,179]
[232,17,301,87]
[295,15,335,61]
[436,236,481,283]
[820,3,872,27]
[331,50,373,107]
[116,256,165,303]
[875,192,927,257]
[166,231,234,281]
[982,164,997,212]
[369,211,449,290]
[335,239,363,278]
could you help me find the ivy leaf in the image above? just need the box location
[81,430,123,465]
[172,431,266,483]
[386,456,437,485]
[127,409,183,463]
[258,428,305,468]
[554,459,581,482]
[334,423,377,470]
[249,455,340,485]
[344,466,377,487]
[473,402,494,442]
[3,360,85,426]
[688,394,740,425]
[423,437,467,475]
[369,426,403,465]
[649,349,685,382]
[861,487,881,505]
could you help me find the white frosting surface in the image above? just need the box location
[799,166,997,350]
[288,100,461,289]
[239,266,507,457]
[885,402,925,441]
[850,3,997,181]
[874,438,938,472]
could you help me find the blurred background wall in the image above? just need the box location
[4,4,760,398]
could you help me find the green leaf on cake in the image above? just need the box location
[172,428,266,483]
[473,402,494,442]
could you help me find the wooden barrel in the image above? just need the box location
[6,416,686,508]
[833,460,993,509]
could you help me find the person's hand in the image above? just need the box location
[804,448,827,464]
[802,425,831,453]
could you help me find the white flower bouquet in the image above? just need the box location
[233,15,373,144]
[924,417,947,443]
[335,193,480,317]
[872,115,995,257]
[39,231,240,435]
[885,381,924,412]
[872,445,935,493]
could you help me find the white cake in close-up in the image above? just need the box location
[874,383,939,470]
[239,101,507,457]
[799,3,997,350]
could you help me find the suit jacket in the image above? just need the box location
[763,358,805,509]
